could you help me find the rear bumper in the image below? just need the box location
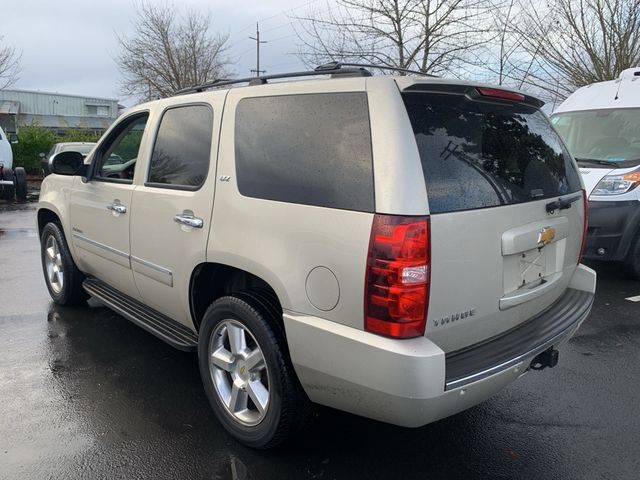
[445,288,593,389]
[284,265,596,427]
[584,199,640,261]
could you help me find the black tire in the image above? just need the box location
[14,167,27,200]
[40,222,88,305]
[1,167,15,200]
[198,291,311,448]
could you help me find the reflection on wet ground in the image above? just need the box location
[1,206,639,479]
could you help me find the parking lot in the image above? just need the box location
[1,201,639,480]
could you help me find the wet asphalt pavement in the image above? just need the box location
[1,202,639,480]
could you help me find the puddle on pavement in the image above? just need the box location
[0,228,38,239]
[0,190,40,212]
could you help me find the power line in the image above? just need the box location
[236,45,256,58]
[226,0,323,49]
[268,59,306,71]
[225,0,333,75]
[261,21,294,35]
[256,0,321,25]
[269,34,297,43]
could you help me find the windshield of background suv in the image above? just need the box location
[402,91,582,214]
[551,108,640,165]
[60,144,94,155]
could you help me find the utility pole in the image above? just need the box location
[249,22,267,77]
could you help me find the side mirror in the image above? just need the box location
[50,151,88,176]
[8,133,18,144]
[39,152,45,159]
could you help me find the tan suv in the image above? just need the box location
[37,63,596,448]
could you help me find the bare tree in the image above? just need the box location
[473,0,524,86]
[294,0,495,76]
[517,0,640,99]
[117,2,231,101]
[0,36,21,88]
[459,0,545,92]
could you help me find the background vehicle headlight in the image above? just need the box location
[593,172,640,195]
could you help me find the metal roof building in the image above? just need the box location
[0,89,121,134]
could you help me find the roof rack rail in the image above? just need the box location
[173,61,435,96]
[317,61,437,78]
[174,63,372,96]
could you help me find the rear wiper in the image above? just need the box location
[545,193,582,214]
[575,157,620,167]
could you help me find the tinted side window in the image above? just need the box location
[402,92,582,214]
[235,93,374,211]
[148,105,213,188]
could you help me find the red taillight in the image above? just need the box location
[365,215,430,338]
[477,87,525,102]
[579,189,588,262]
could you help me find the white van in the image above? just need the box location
[0,126,27,200]
[551,67,640,277]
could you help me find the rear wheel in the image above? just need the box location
[1,167,15,200]
[40,222,88,305]
[14,167,27,200]
[198,292,310,448]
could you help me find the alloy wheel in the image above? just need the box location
[208,319,271,426]
[44,235,64,294]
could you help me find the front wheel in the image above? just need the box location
[198,292,310,448]
[40,222,88,305]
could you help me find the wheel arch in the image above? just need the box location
[189,262,286,333]
[37,207,62,236]
[37,203,81,267]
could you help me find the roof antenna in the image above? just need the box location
[614,71,623,100]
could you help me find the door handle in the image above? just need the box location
[106,203,127,214]
[174,213,203,229]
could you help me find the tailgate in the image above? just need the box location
[401,85,585,353]
[427,198,584,352]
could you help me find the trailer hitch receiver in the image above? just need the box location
[530,347,559,371]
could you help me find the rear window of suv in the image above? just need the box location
[402,90,581,214]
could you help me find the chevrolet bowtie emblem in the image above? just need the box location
[538,227,556,247]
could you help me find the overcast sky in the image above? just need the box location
[1,0,315,105]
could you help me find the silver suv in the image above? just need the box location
[37,64,596,448]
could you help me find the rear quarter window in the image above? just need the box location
[402,91,582,214]
[234,92,374,212]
